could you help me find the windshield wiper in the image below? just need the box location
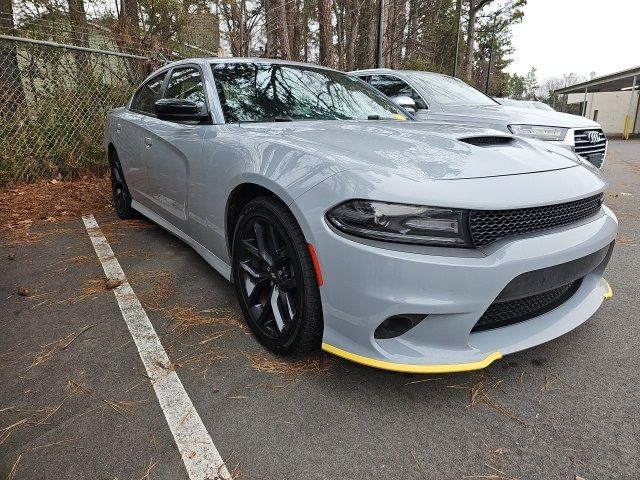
[367,114,399,120]
[236,117,293,124]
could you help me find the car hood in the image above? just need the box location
[238,121,581,180]
[438,104,601,129]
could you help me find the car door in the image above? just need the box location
[118,71,168,200]
[368,74,430,120]
[141,65,209,228]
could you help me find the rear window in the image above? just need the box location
[408,73,496,106]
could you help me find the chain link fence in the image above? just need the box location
[0,35,145,184]
[0,15,215,185]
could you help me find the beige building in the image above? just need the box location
[566,90,639,136]
[556,66,640,137]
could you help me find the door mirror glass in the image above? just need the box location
[155,98,207,121]
[391,95,416,113]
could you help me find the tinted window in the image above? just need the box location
[164,67,206,114]
[370,75,428,109]
[407,73,497,106]
[211,63,406,123]
[131,73,167,114]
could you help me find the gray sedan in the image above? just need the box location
[351,69,607,168]
[105,58,617,373]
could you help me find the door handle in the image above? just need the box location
[144,137,152,149]
[116,123,122,133]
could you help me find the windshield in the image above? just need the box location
[407,72,497,106]
[211,62,407,123]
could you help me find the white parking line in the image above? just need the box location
[82,215,232,480]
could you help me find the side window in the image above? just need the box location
[370,75,428,110]
[164,67,206,114]
[356,75,370,83]
[131,73,167,114]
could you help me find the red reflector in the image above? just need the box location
[307,243,324,286]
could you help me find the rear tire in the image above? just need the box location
[109,150,137,220]
[232,196,323,354]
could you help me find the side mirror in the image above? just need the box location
[391,95,416,114]
[155,98,207,122]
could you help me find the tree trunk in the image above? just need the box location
[462,0,494,82]
[405,0,418,65]
[462,0,476,82]
[264,0,277,57]
[240,0,247,56]
[333,1,344,69]
[345,0,360,71]
[392,0,405,68]
[382,0,393,67]
[116,0,144,85]
[301,0,310,62]
[0,0,25,120]
[317,0,333,67]
[67,0,90,74]
[364,0,377,68]
[275,0,291,59]
[286,0,298,60]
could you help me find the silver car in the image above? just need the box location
[495,98,557,112]
[105,58,617,373]
[351,69,607,168]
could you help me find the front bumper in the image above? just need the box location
[309,206,618,373]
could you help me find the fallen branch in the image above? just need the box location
[59,324,97,350]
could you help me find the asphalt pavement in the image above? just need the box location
[1,140,639,479]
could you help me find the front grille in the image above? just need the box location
[471,279,582,332]
[574,129,607,156]
[469,193,603,247]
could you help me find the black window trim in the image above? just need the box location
[129,69,171,117]
[369,73,430,110]
[161,63,212,124]
[129,63,212,123]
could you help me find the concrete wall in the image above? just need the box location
[567,90,640,135]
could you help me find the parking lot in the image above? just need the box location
[1,140,638,479]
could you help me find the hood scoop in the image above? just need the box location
[459,136,514,147]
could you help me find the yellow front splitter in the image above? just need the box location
[322,343,502,374]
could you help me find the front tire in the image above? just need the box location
[109,150,137,220]
[232,197,323,354]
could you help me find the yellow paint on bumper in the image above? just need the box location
[603,279,613,300]
[321,343,502,374]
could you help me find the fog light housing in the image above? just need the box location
[374,314,426,339]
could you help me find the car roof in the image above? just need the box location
[348,68,453,80]
[162,57,339,73]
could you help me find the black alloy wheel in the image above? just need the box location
[109,150,137,219]
[232,197,322,354]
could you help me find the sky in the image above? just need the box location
[506,0,640,81]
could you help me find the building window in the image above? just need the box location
[593,110,599,121]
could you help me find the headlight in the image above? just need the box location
[325,200,471,247]
[508,124,568,141]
